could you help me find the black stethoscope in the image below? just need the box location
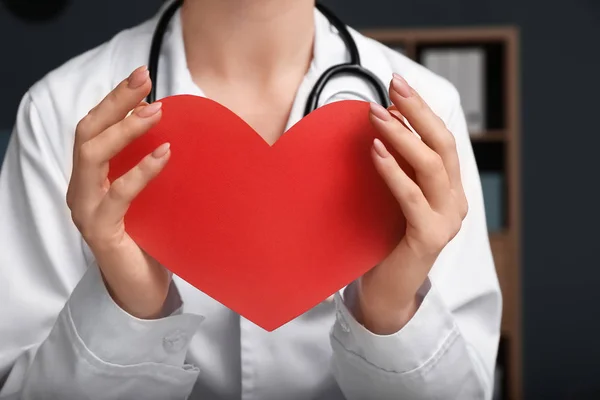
[146,0,390,116]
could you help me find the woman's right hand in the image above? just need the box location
[66,66,172,319]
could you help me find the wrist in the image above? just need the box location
[356,266,420,334]
[354,248,432,334]
[356,289,419,335]
[94,243,171,320]
[102,271,171,320]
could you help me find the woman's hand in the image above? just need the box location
[67,66,172,319]
[357,74,469,335]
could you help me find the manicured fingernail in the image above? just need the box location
[137,102,162,118]
[152,142,170,158]
[370,102,392,121]
[392,74,412,98]
[128,66,149,89]
[373,138,390,158]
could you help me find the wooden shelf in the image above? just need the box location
[363,27,522,400]
[489,231,511,330]
[470,130,507,142]
[362,26,519,44]
[490,230,509,242]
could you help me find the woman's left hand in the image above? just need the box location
[356,74,469,335]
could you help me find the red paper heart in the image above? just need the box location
[109,95,405,331]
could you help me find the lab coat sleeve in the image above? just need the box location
[329,88,502,400]
[0,93,204,400]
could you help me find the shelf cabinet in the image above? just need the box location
[361,27,522,400]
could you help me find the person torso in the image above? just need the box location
[31,4,452,399]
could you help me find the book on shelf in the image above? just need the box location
[421,47,486,136]
[480,172,504,232]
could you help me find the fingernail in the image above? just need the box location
[392,74,412,98]
[373,138,390,158]
[128,66,149,89]
[152,142,170,158]
[370,102,392,121]
[137,102,162,118]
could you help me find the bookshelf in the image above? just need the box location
[361,27,521,400]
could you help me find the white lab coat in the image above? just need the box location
[0,4,502,400]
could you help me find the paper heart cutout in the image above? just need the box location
[109,95,405,331]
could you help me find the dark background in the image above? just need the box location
[1,0,599,398]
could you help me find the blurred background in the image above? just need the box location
[1,0,599,399]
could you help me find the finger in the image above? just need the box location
[387,105,410,131]
[68,71,151,217]
[371,138,430,225]
[75,66,151,144]
[369,102,451,210]
[388,74,463,190]
[73,101,155,189]
[84,102,162,163]
[74,101,160,199]
[129,101,149,116]
[98,143,171,224]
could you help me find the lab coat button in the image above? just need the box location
[163,329,188,353]
[336,310,350,333]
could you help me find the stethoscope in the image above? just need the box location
[146,0,390,115]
